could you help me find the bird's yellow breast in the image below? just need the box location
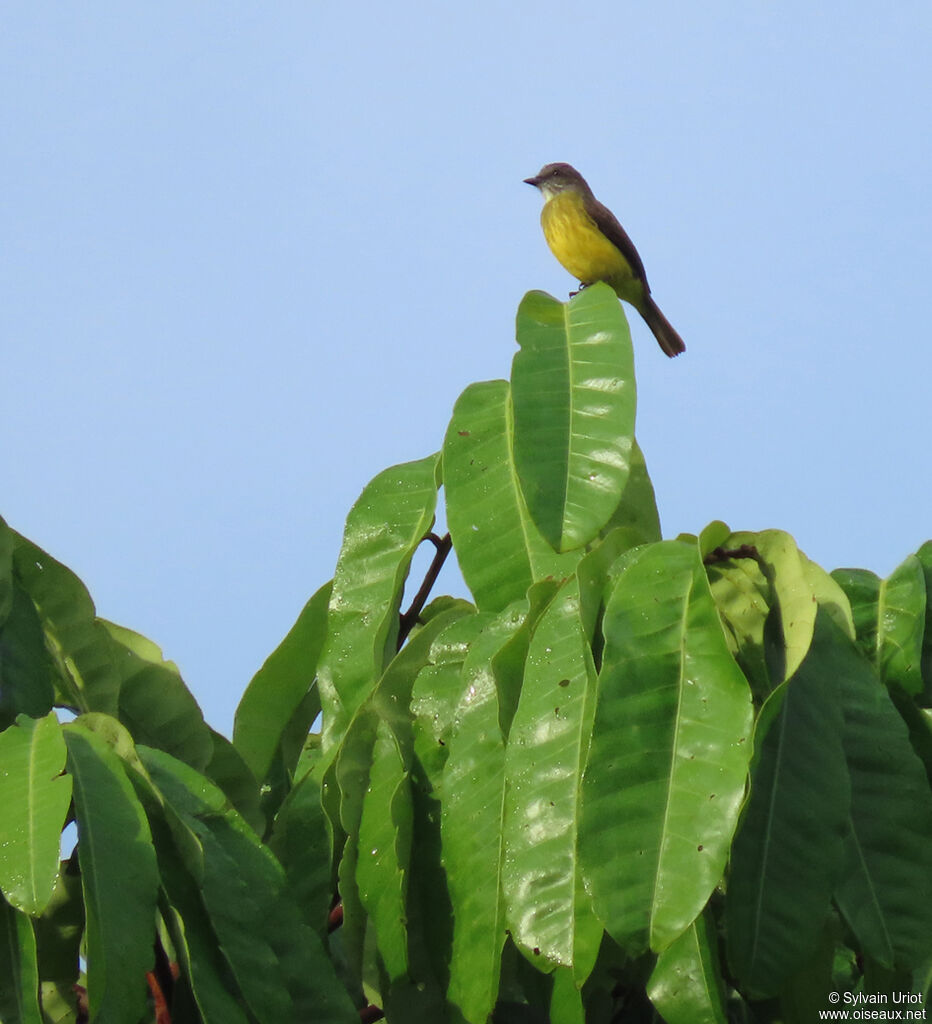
[540,190,634,288]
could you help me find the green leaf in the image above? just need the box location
[0,516,13,624]
[579,541,753,954]
[32,863,83,1004]
[725,530,820,686]
[831,615,932,969]
[443,600,542,1023]
[356,719,412,982]
[0,582,55,728]
[725,610,851,998]
[596,439,661,546]
[12,534,121,714]
[202,729,264,835]
[233,581,330,782]
[511,285,636,552]
[502,576,602,977]
[0,897,42,1024]
[0,713,72,917]
[141,746,356,1023]
[64,719,160,1023]
[318,454,441,751]
[103,619,214,771]
[269,750,331,938]
[832,555,926,696]
[333,608,466,993]
[443,380,578,613]
[914,541,932,703]
[647,910,727,1024]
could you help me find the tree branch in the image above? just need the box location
[397,532,453,649]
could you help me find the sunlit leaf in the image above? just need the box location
[0,713,71,917]
[233,580,330,782]
[318,454,440,751]
[511,285,636,552]
[444,380,578,612]
[580,541,753,954]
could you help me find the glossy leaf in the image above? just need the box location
[443,380,579,612]
[12,534,121,714]
[832,555,926,696]
[0,897,42,1024]
[579,541,753,954]
[647,910,727,1024]
[502,576,602,976]
[443,600,543,1023]
[0,713,72,917]
[511,285,636,552]
[831,615,932,969]
[64,719,160,1023]
[233,580,330,782]
[318,454,440,751]
[726,611,850,998]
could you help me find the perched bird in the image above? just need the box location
[524,162,685,357]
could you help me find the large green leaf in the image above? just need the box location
[831,615,932,969]
[12,534,121,714]
[103,619,214,771]
[502,576,602,978]
[647,910,727,1024]
[832,555,926,697]
[442,598,547,1024]
[318,454,440,751]
[511,285,636,552]
[64,718,160,1023]
[579,541,753,954]
[0,897,42,1024]
[443,380,578,612]
[725,610,851,998]
[141,746,356,1023]
[233,580,330,782]
[0,713,72,917]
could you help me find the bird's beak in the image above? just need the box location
[523,175,541,187]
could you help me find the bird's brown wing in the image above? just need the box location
[586,197,651,292]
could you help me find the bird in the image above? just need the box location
[524,162,685,357]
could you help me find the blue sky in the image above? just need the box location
[3,3,931,734]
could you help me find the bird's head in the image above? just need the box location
[523,162,590,200]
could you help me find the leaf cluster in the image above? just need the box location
[2,285,932,1023]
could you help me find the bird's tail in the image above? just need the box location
[640,294,686,358]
